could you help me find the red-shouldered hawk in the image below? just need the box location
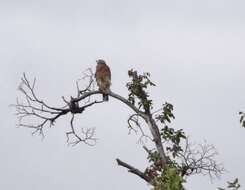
[95,59,111,101]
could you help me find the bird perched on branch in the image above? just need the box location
[95,59,111,101]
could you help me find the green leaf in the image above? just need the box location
[240,115,244,123]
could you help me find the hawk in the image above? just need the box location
[95,59,111,101]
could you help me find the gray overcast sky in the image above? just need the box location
[1,0,245,189]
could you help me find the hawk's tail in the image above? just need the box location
[103,94,109,101]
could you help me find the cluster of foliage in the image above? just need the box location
[126,69,155,113]
[218,178,241,190]
[153,165,184,190]
[145,148,185,190]
[157,103,186,158]
[239,112,245,128]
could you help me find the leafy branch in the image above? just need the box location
[218,178,241,190]
[239,112,245,128]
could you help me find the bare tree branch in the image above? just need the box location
[12,73,103,144]
[178,139,225,179]
[127,113,152,144]
[66,114,97,146]
[116,158,153,185]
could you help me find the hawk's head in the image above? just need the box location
[96,59,106,65]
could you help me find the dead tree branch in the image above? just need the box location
[116,158,153,185]
[178,139,224,179]
[13,72,103,144]
[66,114,97,146]
[127,113,152,144]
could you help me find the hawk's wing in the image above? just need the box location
[95,63,111,80]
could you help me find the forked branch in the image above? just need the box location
[178,139,224,178]
[13,72,102,144]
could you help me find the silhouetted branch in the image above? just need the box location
[116,158,153,185]
[127,113,152,144]
[13,73,102,144]
[178,139,224,178]
[66,114,97,146]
